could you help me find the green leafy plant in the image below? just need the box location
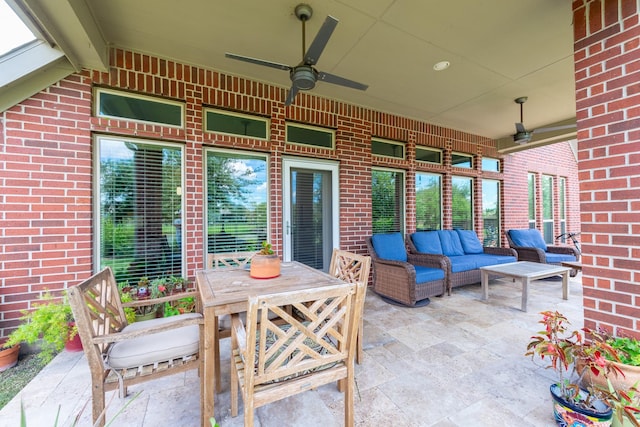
[5,292,76,363]
[526,310,624,412]
[608,337,640,366]
[258,241,274,255]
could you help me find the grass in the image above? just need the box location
[0,353,48,410]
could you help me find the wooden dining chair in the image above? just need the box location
[67,267,203,427]
[230,280,366,427]
[328,248,371,364]
[206,251,258,391]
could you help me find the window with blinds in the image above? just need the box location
[415,172,441,230]
[97,136,183,285]
[372,168,405,234]
[452,176,473,230]
[542,175,554,243]
[528,173,536,229]
[559,177,566,242]
[482,179,500,246]
[205,149,268,254]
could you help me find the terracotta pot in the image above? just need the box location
[0,343,20,372]
[250,254,281,279]
[580,359,640,392]
[64,322,83,352]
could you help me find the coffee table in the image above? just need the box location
[479,261,571,311]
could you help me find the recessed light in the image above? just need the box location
[433,61,450,71]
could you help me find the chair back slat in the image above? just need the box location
[207,251,258,269]
[328,249,371,286]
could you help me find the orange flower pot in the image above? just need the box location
[250,255,281,279]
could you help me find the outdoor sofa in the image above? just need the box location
[407,229,517,295]
[366,233,447,307]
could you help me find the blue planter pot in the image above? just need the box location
[550,383,613,427]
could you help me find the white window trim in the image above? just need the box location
[451,152,473,169]
[372,137,406,160]
[416,146,443,164]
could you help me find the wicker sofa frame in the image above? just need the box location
[406,233,518,295]
[366,236,447,307]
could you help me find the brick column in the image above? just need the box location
[573,1,640,337]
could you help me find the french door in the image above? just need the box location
[282,157,339,271]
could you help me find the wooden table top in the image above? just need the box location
[196,261,345,309]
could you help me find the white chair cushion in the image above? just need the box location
[107,313,201,369]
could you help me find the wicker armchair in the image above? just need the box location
[506,229,579,276]
[366,233,447,306]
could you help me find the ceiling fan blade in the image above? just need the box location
[317,71,368,91]
[533,124,577,134]
[304,16,338,65]
[515,122,527,133]
[225,53,291,71]
[284,85,300,106]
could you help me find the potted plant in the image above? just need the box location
[526,310,624,426]
[4,292,79,363]
[0,339,20,372]
[600,380,640,427]
[250,241,281,279]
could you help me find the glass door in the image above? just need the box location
[282,157,339,271]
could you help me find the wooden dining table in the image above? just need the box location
[195,261,346,426]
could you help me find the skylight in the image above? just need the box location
[0,0,36,56]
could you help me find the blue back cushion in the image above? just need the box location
[509,229,547,251]
[455,229,484,254]
[437,230,465,256]
[371,233,407,262]
[410,231,442,254]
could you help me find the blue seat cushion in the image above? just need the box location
[472,254,517,268]
[455,230,484,254]
[371,233,407,262]
[545,252,577,263]
[508,229,548,251]
[411,231,442,254]
[437,230,465,256]
[414,265,445,283]
[448,255,479,273]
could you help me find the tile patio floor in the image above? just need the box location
[0,273,584,426]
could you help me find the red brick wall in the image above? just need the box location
[0,48,578,338]
[573,0,640,337]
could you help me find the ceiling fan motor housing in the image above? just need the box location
[291,65,317,90]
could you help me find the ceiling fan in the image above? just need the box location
[512,97,576,144]
[225,3,368,106]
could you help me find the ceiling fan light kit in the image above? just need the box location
[225,3,368,106]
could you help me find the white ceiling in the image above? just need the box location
[11,0,577,150]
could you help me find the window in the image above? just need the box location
[415,173,441,230]
[451,153,473,168]
[286,123,334,148]
[559,177,566,243]
[372,168,405,233]
[482,180,500,246]
[96,136,183,284]
[452,176,473,230]
[205,109,268,139]
[95,88,184,127]
[416,147,442,164]
[0,0,35,56]
[481,157,500,172]
[542,175,554,244]
[205,149,268,254]
[528,173,536,229]
[372,138,405,159]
